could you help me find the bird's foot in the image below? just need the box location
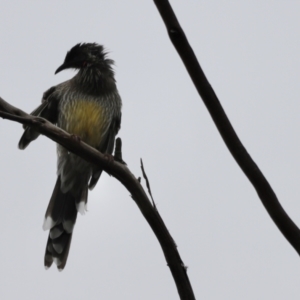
[70,134,81,142]
[104,153,114,163]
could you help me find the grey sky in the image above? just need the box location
[1,1,300,299]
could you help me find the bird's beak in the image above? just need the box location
[55,62,72,74]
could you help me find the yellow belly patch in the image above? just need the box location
[63,100,108,147]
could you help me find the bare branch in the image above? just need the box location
[153,0,300,255]
[0,96,196,300]
[140,159,156,208]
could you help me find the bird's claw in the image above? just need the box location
[104,153,114,163]
[70,134,81,142]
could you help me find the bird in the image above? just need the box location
[18,43,122,271]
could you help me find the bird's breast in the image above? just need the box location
[59,99,110,147]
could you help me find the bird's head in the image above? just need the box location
[55,43,114,75]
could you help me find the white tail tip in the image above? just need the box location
[77,202,87,215]
[43,216,55,231]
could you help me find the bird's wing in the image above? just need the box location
[18,86,60,149]
[88,112,122,190]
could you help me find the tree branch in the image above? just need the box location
[0,97,196,300]
[153,0,300,255]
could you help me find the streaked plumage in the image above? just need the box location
[19,43,122,270]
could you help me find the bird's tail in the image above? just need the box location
[43,176,88,271]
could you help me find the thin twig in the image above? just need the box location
[114,137,126,165]
[140,159,156,208]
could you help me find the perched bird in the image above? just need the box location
[19,43,122,270]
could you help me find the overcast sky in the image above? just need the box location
[1,1,300,299]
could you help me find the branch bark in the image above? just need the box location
[153,0,300,254]
[0,97,196,300]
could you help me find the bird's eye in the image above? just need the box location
[82,61,87,67]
